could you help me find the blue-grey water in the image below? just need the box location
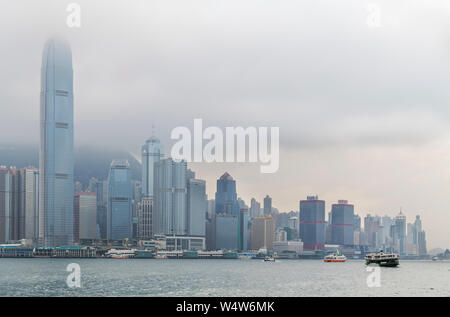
[0,258,449,296]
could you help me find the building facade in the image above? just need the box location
[141,136,163,197]
[299,196,326,251]
[330,200,354,246]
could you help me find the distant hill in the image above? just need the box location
[0,144,141,187]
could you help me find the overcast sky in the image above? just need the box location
[1,0,450,248]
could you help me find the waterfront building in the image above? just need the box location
[39,37,74,247]
[239,208,248,251]
[73,192,97,241]
[215,214,239,250]
[141,136,163,197]
[418,230,427,256]
[107,160,132,240]
[394,211,407,255]
[18,167,39,241]
[138,197,153,240]
[0,167,19,243]
[187,178,206,237]
[330,200,354,246]
[251,215,275,250]
[273,240,303,255]
[299,195,326,251]
[364,214,380,248]
[153,158,187,236]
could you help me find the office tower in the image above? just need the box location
[73,192,97,242]
[251,215,275,250]
[353,214,361,231]
[131,180,142,238]
[215,214,239,250]
[299,195,326,251]
[330,200,354,246]
[0,167,19,243]
[215,172,239,215]
[86,177,107,239]
[107,160,132,240]
[239,208,249,251]
[381,216,393,248]
[153,158,187,236]
[39,37,74,247]
[141,136,163,197]
[138,197,153,239]
[364,214,380,248]
[18,167,39,241]
[418,230,427,256]
[206,199,215,219]
[413,215,422,244]
[263,195,272,215]
[250,198,261,219]
[394,211,407,255]
[187,178,206,237]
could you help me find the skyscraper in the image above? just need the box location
[187,178,206,237]
[0,167,19,243]
[107,160,132,240]
[138,197,154,240]
[18,167,39,241]
[141,136,163,197]
[263,195,272,215]
[251,215,275,250]
[299,195,326,251]
[153,158,187,236]
[394,211,407,255]
[39,37,74,247]
[250,198,261,219]
[73,192,97,242]
[330,200,354,246]
[215,173,239,215]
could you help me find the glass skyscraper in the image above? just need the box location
[141,136,163,197]
[299,195,326,251]
[39,37,74,247]
[215,172,239,215]
[107,160,132,240]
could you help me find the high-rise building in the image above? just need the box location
[330,200,354,246]
[138,197,153,239]
[394,211,407,255]
[239,208,249,251]
[187,178,206,237]
[413,215,422,244]
[251,215,275,250]
[299,195,326,251]
[215,214,239,250]
[418,230,427,256]
[263,195,272,215]
[0,167,19,243]
[73,192,97,242]
[215,173,239,215]
[153,158,187,236]
[250,198,261,219]
[107,160,132,240]
[141,136,163,197]
[364,214,380,248]
[18,167,39,241]
[39,37,74,247]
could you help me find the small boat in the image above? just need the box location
[324,250,347,262]
[432,256,439,261]
[264,256,275,262]
[365,251,399,267]
[154,254,168,259]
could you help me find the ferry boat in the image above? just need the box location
[105,249,136,259]
[365,251,399,267]
[324,251,346,262]
[264,256,275,262]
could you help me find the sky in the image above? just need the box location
[1,0,450,248]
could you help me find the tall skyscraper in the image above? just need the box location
[251,215,275,250]
[187,178,206,237]
[215,172,239,215]
[138,197,154,240]
[394,211,407,255]
[330,200,354,246]
[73,192,97,242]
[39,37,74,247]
[364,214,380,248]
[299,195,326,251]
[215,214,239,250]
[107,160,132,240]
[0,167,19,243]
[153,158,187,236]
[250,198,261,219]
[263,195,272,215]
[18,167,39,241]
[141,136,163,197]
[239,208,249,251]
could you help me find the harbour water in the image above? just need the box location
[0,258,448,296]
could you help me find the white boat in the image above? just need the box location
[105,249,136,259]
[324,250,347,262]
[264,256,275,262]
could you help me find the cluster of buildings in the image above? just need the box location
[0,37,429,258]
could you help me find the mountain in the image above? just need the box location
[0,144,141,187]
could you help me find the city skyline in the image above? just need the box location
[1,1,450,249]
